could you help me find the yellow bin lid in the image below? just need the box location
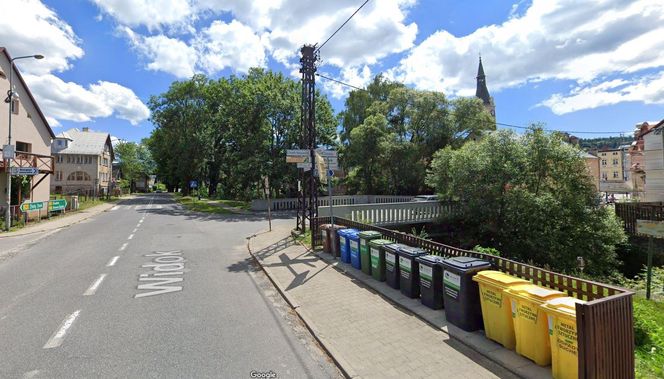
[472,270,530,287]
[506,284,564,304]
[540,296,586,318]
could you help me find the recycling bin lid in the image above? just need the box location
[506,284,564,304]
[442,256,491,271]
[540,296,586,317]
[347,230,361,239]
[472,270,530,286]
[358,230,382,238]
[384,243,408,253]
[415,254,445,265]
[338,228,359,237]
[369,239,393,247]
[397,246,428,257]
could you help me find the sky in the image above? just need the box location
[1,0,663,142]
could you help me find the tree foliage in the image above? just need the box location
[339,75,495,195]
[147,69,335,199]
[426,127,627,275]
[115,141,155,192]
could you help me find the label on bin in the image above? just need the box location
[350,240,359,253]
[443,271,461,300]
[370,248,380,268]
[399,256,411,272]
[556,320,578,355]
[480,287,503,308]
[361,239,366,246]
[386,252,396,271]
[517,303,539,323]
[339,236,346,245]
[420,264,432,288]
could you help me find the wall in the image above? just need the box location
[584,157,600,191]
[598,149,624,182]
[644,131,664,202]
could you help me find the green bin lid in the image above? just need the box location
[368,239,393,247]
[358,230,382,238]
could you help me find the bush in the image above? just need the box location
[472,245,501,257]
[634,297,664,378]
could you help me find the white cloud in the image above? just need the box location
[391,0,664,98]
[122,27,197,78]
[539,73,664,114]
[321,65,373,99]
[0,0,83,74]
[194,20,266,74]
[25,74,150,125]
[92,0,194,31]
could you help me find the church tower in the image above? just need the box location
[476,56,495,117]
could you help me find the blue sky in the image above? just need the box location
[2,0,663,142]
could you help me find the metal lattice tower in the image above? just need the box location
[296,44,319,233]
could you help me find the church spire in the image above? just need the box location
[475,56,495,117]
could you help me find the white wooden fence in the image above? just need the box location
[318,200,458,225]
[250,195,414,211]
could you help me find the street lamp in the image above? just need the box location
[5,54,43,231]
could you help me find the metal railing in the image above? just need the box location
[250,194,414,211]
[615,202,664,234]
[318,200,459,225]
[312,217,635,379]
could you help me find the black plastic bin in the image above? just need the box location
[384,243,407,289]
[416,255,445,309]
[396,246,427,298]
[440,256,491,331]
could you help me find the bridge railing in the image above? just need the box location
[318,200,458,225]
[312,217,634,379]
[250,195,414,211]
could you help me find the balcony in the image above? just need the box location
[0,150,54,173]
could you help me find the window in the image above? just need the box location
[55,171,62,181]
[67,171,91,181]
[613,152,618,155]
[602,159,607,166]
[11,99,19,115]
[16,141,31,153]
[613,171,619,178]
[602,172,608,180]
[613,159,619,165]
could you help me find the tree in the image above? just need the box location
[426,127,626,276]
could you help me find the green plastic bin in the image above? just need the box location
[359,231,382,275]
[369,239,392,281]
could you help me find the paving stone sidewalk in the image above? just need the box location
[248,225,523,379]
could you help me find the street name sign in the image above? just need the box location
[286,149,310,157]
[20,201,44,212]
[49,199,67,211]
[10,167,39,176]
[2,144,15,159]
[636,220,664,239]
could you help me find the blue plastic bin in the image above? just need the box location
[348,230,361,269]
[338,228,358,264]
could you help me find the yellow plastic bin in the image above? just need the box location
[540,297,586,379]
[472,271,529,349]
[505,284,565,366]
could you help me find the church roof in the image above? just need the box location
[475,57,492,105]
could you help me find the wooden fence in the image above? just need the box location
[313,217,635,379]
[615,202,664,234]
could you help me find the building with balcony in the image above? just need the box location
[51,128,114,196]
[0,47,55,210]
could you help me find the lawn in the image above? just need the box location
[216,199,250,210]
[634,297,664,378]
[173,194,232,214]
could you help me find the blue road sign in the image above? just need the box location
[190,180,198,188]
[328,169,334,177]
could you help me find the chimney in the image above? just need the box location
[82,127,89,132]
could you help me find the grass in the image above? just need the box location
[173,194,232,214]
[216,199,250,210]
[634,297,664,378]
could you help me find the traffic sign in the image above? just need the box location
[297,162,314,170]
[286,156,307,163]
[189,180,198,188]
[10,167,39,176]
[328,169,334,177]
[316,149,337,158]
[2,145,15,159]
[49,199,67,211]
[20,201,44,212]
[286,149,310,157]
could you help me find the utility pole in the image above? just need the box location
[296,44,319,235]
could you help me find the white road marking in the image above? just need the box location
[132,228,138,233]
[43,310,81,349]
[83,274,107,296]
[111,205,119,211]
[106,256,120,267]
[128,234,134,240]
[119,243,128,251]
[139,219,143,224]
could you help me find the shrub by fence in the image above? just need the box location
[312,216,635,379]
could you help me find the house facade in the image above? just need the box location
[598,148,625,182]
[51,128,114,196]
[580,151,600,191]
[0,47,55,211]
[642,120,664,202]
[628,122,657,199]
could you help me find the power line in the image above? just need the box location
[315,0,371,53]
[315,73,635,137]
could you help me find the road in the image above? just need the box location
[0,194,340,378]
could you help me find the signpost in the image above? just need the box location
[20,201,44,212]
[636,220,664,300]
[10,167,39,176]
[49,199,67,212]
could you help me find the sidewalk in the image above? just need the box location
[248,225,541,379]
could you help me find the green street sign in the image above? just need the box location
[49,199,67,211]
[20,201,44,212]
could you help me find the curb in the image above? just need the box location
[246,232,357,379]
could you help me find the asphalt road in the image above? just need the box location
[0,194,340,378]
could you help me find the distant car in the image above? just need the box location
[411,195,438,202]
[155,189,163,193]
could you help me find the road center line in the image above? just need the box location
[119,243,128,251]
[132,228,138,233]
[128,234,134,240]
[43,310,81,349]
[83,274,107,296]
[106,256,120,267]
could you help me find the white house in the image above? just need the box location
[642,119,664,202]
